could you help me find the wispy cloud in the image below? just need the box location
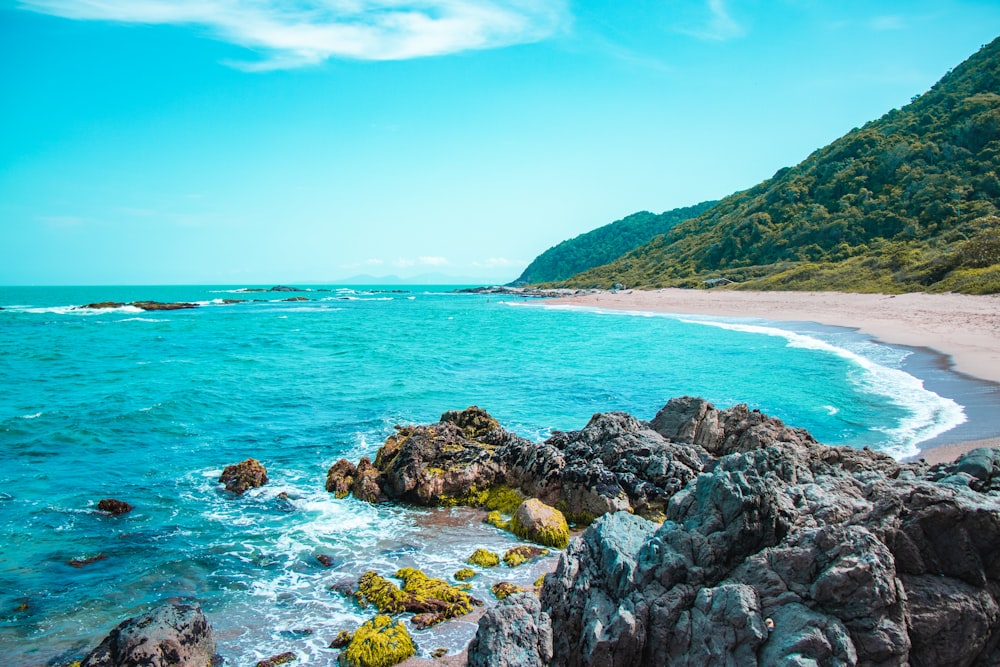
[675,0,745,42]
[868,15,906,32]
[18,0,569,69]
[418,255,448,266]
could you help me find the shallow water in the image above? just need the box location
[0,285,973,664]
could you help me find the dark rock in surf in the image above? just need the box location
[219,458,268,495]
[97,499,133,516]
[256,651,297,667]
[78,302,126,310]
[269,285,300,292]
[80,600,217,667]
[130,301,199,311]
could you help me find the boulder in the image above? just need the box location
[219,458,268,495]
[468,593,553,667]
[338,615,415,667]
[80,600,216,667]
[509,498,570,549]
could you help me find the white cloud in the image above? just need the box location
[418,255,448,266]
[675,0,745,42]
[19,0,569,69]
[365,258,385,265]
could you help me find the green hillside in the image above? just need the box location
[510,201,716,286]
[553,36,1000,294]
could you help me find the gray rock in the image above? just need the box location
[467,592,553,667]
[80,600,216,667]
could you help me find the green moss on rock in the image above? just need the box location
[491,581,525,600]
[503,545,549,567]
[355,571,408,614]
[485,511,509,530]
[534,573,547,589]
[338,615,416,667]
[467,549,500,568]
[509,498,570,549]
[394,567,475,621]
[453,567,477,581]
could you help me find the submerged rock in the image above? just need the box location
[96,499,133,516]
[80,600,216,667]
[219,458,268,495]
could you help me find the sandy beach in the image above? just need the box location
[545,289,1000,463]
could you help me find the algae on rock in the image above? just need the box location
[509,498,570,549]
[467,549,501,568]
[338,615,415,667]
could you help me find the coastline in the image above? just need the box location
[542,288,1000,464]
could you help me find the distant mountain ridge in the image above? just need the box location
[546,36,1000,294]
[510,201,716,286]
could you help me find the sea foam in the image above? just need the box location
[682,319,966,458]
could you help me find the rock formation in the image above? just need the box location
[219,458,268,495]
[456,397,1000,666]
[468,592,553,667]
[80,600,217,667]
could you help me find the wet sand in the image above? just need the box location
[544,288,1000,463]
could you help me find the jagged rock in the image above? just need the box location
[509,498,569,549]
[219,458,268,495]
[97,499,133,516]
[468,593,553,667]
[80,600,216,667]
[457,398,1000,666]
[326,459,356,498]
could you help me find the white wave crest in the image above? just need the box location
[682,319,966,457]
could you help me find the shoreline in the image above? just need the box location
[541,288,1000,464]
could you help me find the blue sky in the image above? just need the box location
[2,1,998,285]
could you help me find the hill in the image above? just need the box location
[552,36,1000,294]
[510,201,716,286]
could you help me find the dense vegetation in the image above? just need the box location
[510,202,716,285]
[549,36,1000,294]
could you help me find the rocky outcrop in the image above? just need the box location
[327,398,1000,664]
[328,398,818,524]
[462,398,1000,666]
[468,593,553,667]
[219,458,268,494]
[80,600,217,667]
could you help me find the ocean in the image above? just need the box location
[0,285,977,665]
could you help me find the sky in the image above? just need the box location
[1,1,999,285]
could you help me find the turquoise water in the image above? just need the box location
[0,285,967,665]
